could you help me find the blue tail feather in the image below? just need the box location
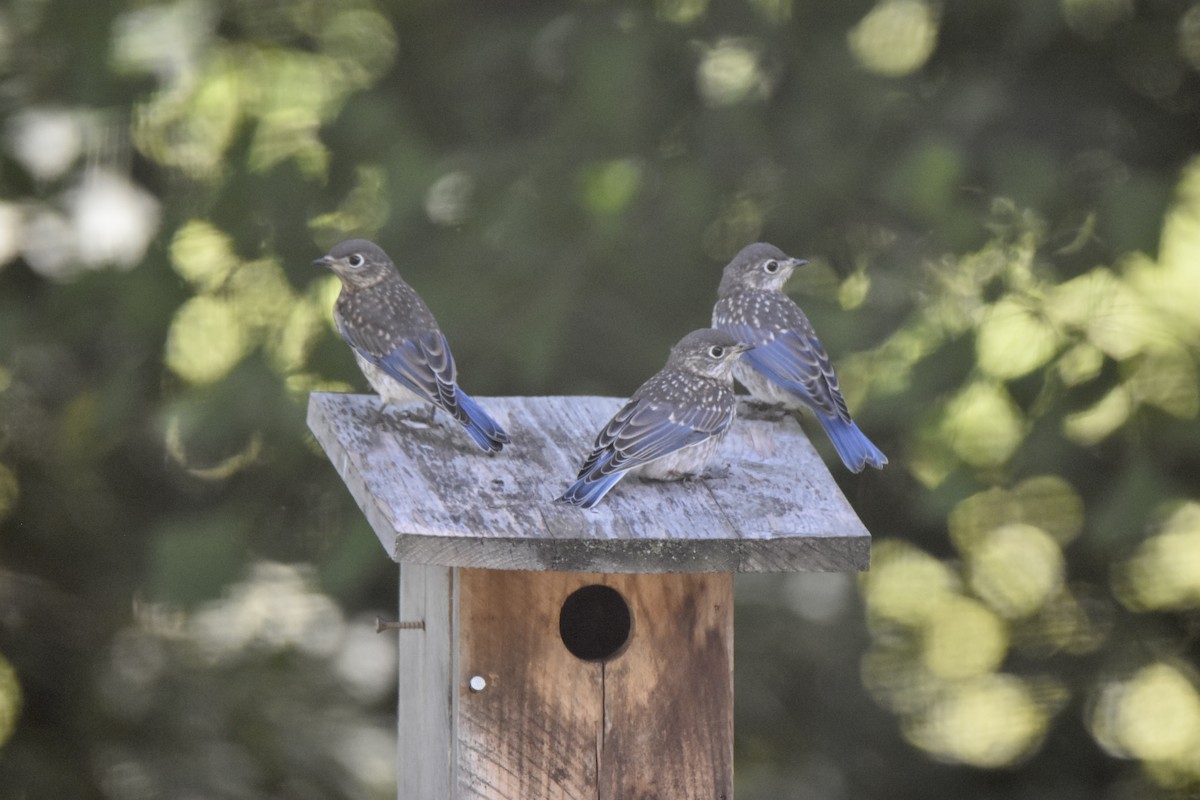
[558,470,625,509]
[456,390,510,453]
[816,414,887,473]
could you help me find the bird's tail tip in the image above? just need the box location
[456,391,510,453]
[820,416,887,473]
[558,472,622,509]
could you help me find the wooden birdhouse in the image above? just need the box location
[308,393,871,800]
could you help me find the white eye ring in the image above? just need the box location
[764,259,779,273]
[708,345,726,358]
[348,254,365,268]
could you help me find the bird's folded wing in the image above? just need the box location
[580,398,730,477]
[721,322,849,421]
[348,328,461,413]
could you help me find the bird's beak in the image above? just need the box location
[312,255,334,268]
[733,342,755,354]
[787,257,808,272]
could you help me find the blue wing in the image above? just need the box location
[719,321,849,420]
[719,321,886,472]
[343,324,509,452]
[558,396,731,508]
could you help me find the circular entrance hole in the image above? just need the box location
[558,584,632,662]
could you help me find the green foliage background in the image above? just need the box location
[2,0,1200,797]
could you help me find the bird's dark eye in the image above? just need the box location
[348,254,365,268]
[764,259,780,273]
[708,345,725,358]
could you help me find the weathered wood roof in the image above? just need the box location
[307,393,872,573]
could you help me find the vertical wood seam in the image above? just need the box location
[449,567,460,800]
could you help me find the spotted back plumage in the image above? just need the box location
[712,242,887,473]
[558,328,751,509]
[316,239,510,453]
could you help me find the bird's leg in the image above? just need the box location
[739,398,789,421]
[698,464,732,481]
[369,399,389,427]
[391,402,438,427]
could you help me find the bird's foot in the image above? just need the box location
[738,399,790,421]
[367,402,440,433]
[392,404,439,428]
[698,464,732,481]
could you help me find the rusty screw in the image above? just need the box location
[376,617,425,633]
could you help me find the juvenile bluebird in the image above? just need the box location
[314,239,510,453]
[558,328,752,509]
[712,242,887,473]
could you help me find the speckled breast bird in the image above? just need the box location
[558,328,753,509]
[712,242,887,473]
[314,239,510,453]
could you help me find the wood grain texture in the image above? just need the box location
[456,569,732,800]
[307,393,871,573]
[598,572,733,800]
[397,564,455,799]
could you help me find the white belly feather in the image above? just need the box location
[631,431,726,481]
[732,360,803,410]
[353,352,426,409]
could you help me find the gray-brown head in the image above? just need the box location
[716,242,807,297]
[313,239,397,290]
[667,328,754,381]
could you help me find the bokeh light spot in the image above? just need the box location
[1050,267,1163,360]
[976,297,1061,379]
[0,652,21,748]
[425,171,475,227]
[190,562,345,663]
[1117,502,1200,611]
[164,295,249,384]
[0,202,20,268]
[0,462,18,524]
[922,597,1008,679]
[907,675,1049,767]
[1063,386,1132,445]
[1131,347,1199,418]
[310,165,390,240]
[1057,342,1104,385]
[1181,5,1200,71]
[968,524,1064,619]
[862,541,959,625]
[941,381,1025,468]
[848,0,939,78]
[697,38,769,106]
[1112,664,1200,762]
[838,271,871,311]
[66,169,160,270]
[170,219,238,292]
[5,107,84,181]
[20,208,76,280]
[1014,476,1085,545]
[132,51,243,178]
[656,0,707,24]
[578,159,641,216]
[1129,160,1200,346]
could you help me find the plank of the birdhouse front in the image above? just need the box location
[598,572,733,800]
[307,393,872,573]
[454,569,733,800]
[456,569,603,800]
[397,564,455,800]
